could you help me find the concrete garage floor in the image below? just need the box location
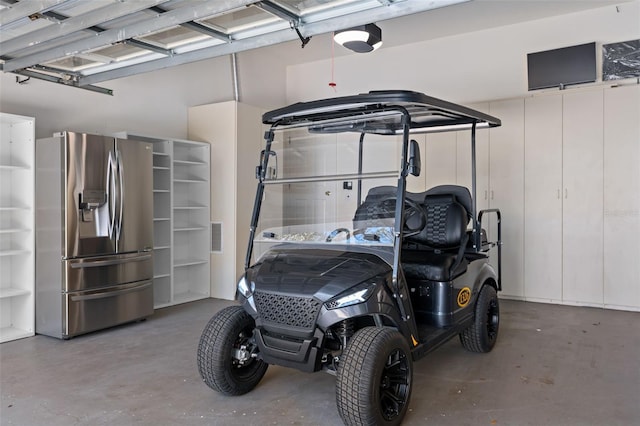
[1,299,638,426]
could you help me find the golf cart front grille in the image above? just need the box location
[253,292,321,329]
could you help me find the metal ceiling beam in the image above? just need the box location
[0,0,170,56]
[79,0,467,86]
[0,0,70,27]
[148,6,231,42]
[12,68,113,95]
[1,0,258,73]
[255,1,302,27]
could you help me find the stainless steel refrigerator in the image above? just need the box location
[35,131,154,339]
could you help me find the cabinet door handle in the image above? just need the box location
[490,190,494,200]
[484,190,488,200]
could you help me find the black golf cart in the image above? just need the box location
[197,90,503,425]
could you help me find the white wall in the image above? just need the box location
[0,50,287,140]
[286,2,639,104]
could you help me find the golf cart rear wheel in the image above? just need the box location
[197,305,268,395]
[336,327,413,426]
[459,284,500,353]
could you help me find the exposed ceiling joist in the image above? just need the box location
[0,0,69,26]
[0,0,468,94]
[81,0,466,86]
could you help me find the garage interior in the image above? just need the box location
[1,0,639,425]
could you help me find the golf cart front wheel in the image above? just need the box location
[336,327,413,426]
[197,305,268,395]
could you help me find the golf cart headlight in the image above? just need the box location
[325,282,376,310]
[237,276,255,299]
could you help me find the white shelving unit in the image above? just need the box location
[171,140,210,305]
[121,133,210,308]
[0,112,35,343]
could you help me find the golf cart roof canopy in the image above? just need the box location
[263,90,501,135]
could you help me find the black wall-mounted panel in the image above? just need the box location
[527,42,597,90]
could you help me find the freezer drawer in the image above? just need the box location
[64,252,152,292]
[64,280,153,338]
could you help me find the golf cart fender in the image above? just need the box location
[471,262,499,304]
[316,284,408,335]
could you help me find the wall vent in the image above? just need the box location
[211,222,222,253]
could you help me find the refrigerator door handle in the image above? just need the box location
[70,281,152,301]
[69,253,152,269]
[107,151,117,239]
[116,149,124,241]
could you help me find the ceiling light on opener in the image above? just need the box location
[334,23,382,53]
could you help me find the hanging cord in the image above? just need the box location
[329,33,337,91]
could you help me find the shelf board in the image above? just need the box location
[153,245,170,250]
[0,164,30,171]
[0,249,30,257]
[0,228,30,234]
[174,159,206,166]
[153,189,170,193]
[0,206,29,211]
[153,152,170,157]
[174,259,208,267]
[0,327,34,343]
[153,166,170,170]
[174,226,207,232]
[0,287,31,299]
[153,273,171,279]
[172,291,209,306]
[173,178,207,183]
[173,205,206,210]
[153,217,170,221]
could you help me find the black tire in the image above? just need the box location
[459,284,500,353]
[197,305,268,395]
[336,327,413,426]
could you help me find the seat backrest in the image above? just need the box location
[408,193,468,249]
[353,186,429,229]
[425,185,473,222]
[352,186,397,229]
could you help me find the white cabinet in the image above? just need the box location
[188,101,264,300]
[562,89,604,306]
[603,85,640,309]
[489,99,525,299]
[524,94,563,302]
[121,134,210,308]
[0,112,35,342]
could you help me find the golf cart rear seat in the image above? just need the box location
[402,185,472,282]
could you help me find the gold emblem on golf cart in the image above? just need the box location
[457,287,471,307]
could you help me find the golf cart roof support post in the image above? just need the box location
[471,121,480,252]
[357,132,365,207]
[245,127,277,270]
[391,107,411,318]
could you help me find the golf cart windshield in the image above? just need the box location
[247,90,501,267]
[252,130,403,262]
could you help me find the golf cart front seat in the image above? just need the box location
[402,185,472,282]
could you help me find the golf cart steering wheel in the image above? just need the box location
[380,197,427,237]
[326,228,351,242]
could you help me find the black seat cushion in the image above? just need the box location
[402,250,468,281]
